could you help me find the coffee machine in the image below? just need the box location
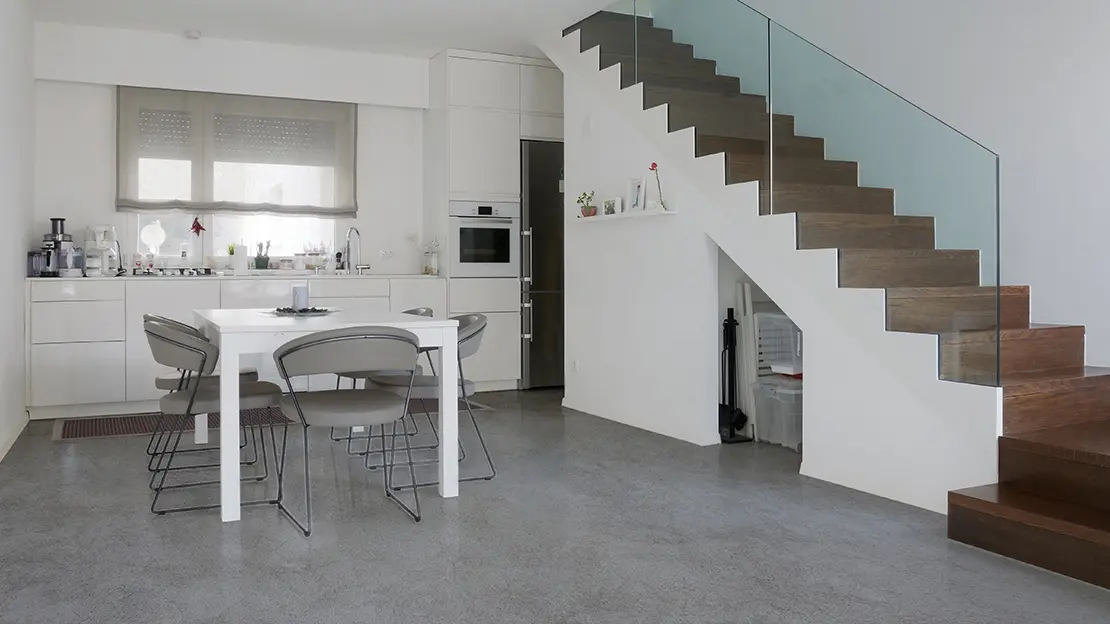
[40,218,83,278]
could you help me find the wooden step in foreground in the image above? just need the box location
[939,325,1086,384]
[1002,366,1110,435]
[796,213,934,250]
[839,249,980,288]
[1001,421,1110,513]
[948,483,1110,590]
[886,286,1030,333]
[696,134,825,160]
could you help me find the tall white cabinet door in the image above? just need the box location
[448,58,520,110]
[125,280,221,402]
[521,66,564,115]
[32,342,126,407]
[449,108,522,198]
[461,312,522,383]
[390,279,448,318]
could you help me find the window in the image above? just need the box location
[212,214,335,258]
[116,87,356,218]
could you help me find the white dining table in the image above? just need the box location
[193,308,461,522]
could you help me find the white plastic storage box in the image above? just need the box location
[754,376,802,452]
[755,312,802,375]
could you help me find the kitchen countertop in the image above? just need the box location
[26,272,443,282]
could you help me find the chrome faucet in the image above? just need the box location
[344,226,372,275]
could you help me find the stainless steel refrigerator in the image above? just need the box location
[521,140,565,389]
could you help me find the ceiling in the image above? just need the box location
[33,0,613,57]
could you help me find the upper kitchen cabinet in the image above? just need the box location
[448,58,520,110]
[520,66,564,115]
[449,107,521,198]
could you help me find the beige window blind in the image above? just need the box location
[117,87,357,218]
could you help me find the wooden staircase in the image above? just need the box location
[566,11,1110,590]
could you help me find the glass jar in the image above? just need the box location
[423,251,439,276]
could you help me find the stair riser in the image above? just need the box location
[578,28,680,55]
[670,107,793,139]
[696,135,825,160]
[768,187,893,216]
[940,328,1085,383]
[629,73,742,94]
[1000,444,1110,514]
[728,159,858,187]
[1004,376,1110,435]
[796,217,934,250]
[564,12,658,37]
[948,501,1110,590]
[603,54,720,82]
[886,288,1031,333]
[839,251,980,288]
[644,88,767,116]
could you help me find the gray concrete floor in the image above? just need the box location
[0,390,1108,623]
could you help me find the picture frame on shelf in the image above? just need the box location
[603,197,622,216]
[626,177,646,212]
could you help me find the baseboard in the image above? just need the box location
[28,401,160,421]
[473,380,519,393]
[0,410,29,464]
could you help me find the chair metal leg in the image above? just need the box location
[363,399,465,468]
[391,393,495,491]
[274,425,312,537]
[381,419,420,522]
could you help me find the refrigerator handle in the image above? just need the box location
[522,301,534,342]
[521,228,533,286]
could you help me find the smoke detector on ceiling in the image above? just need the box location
[183,29,202,40]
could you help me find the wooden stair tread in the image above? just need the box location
[795,213,934,251]
[1006,421,1110,468]
[696,134,825,159]
[839,249,980,288]
[1002,366,1110,388]
[950,484,1110,546]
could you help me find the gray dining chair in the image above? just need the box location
[274,326,424,535]
[143,320,284,516]
[366,314,495,488]
[329,307,435,450]
[143,315,260,472]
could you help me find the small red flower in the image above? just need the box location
[649,162,658,171]
[190,217,206,236]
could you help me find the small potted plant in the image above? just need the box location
[254,241,271,270]
[577,191,597,217]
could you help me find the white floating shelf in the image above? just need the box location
[571,210,677,223]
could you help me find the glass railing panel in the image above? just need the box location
[768,22,1000,385]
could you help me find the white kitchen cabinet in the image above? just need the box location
[31,280,124,302]
[449,107,521,198]
[521,65,564,115]
[461,312,521,383]
[308,278,389,299]
[390,278,448,318]
[125,280,221,402]
[220,279,307,309]
[449,278,521,314]
[448,58,520,110]
[309,296,390,317]
[31,301,125,344]
[31,342,126,407]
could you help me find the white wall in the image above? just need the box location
[563,72,720,446]
[35,22,429,109]
[0,0,33,460]
[712,0,1110,365]
[33,82,426,274]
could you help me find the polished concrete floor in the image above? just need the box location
[1,390,1108,623]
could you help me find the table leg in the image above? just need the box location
[220,338,242,522]
[437,327,459,498]
[194,414,208,444]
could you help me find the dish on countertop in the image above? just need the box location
[269,307,338,317]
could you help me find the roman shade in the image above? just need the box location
[117,87,357,218]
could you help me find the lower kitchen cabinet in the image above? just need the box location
[462,312,521,383]
[31,342,126,407]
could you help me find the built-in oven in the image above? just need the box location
[449,201,521,278]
